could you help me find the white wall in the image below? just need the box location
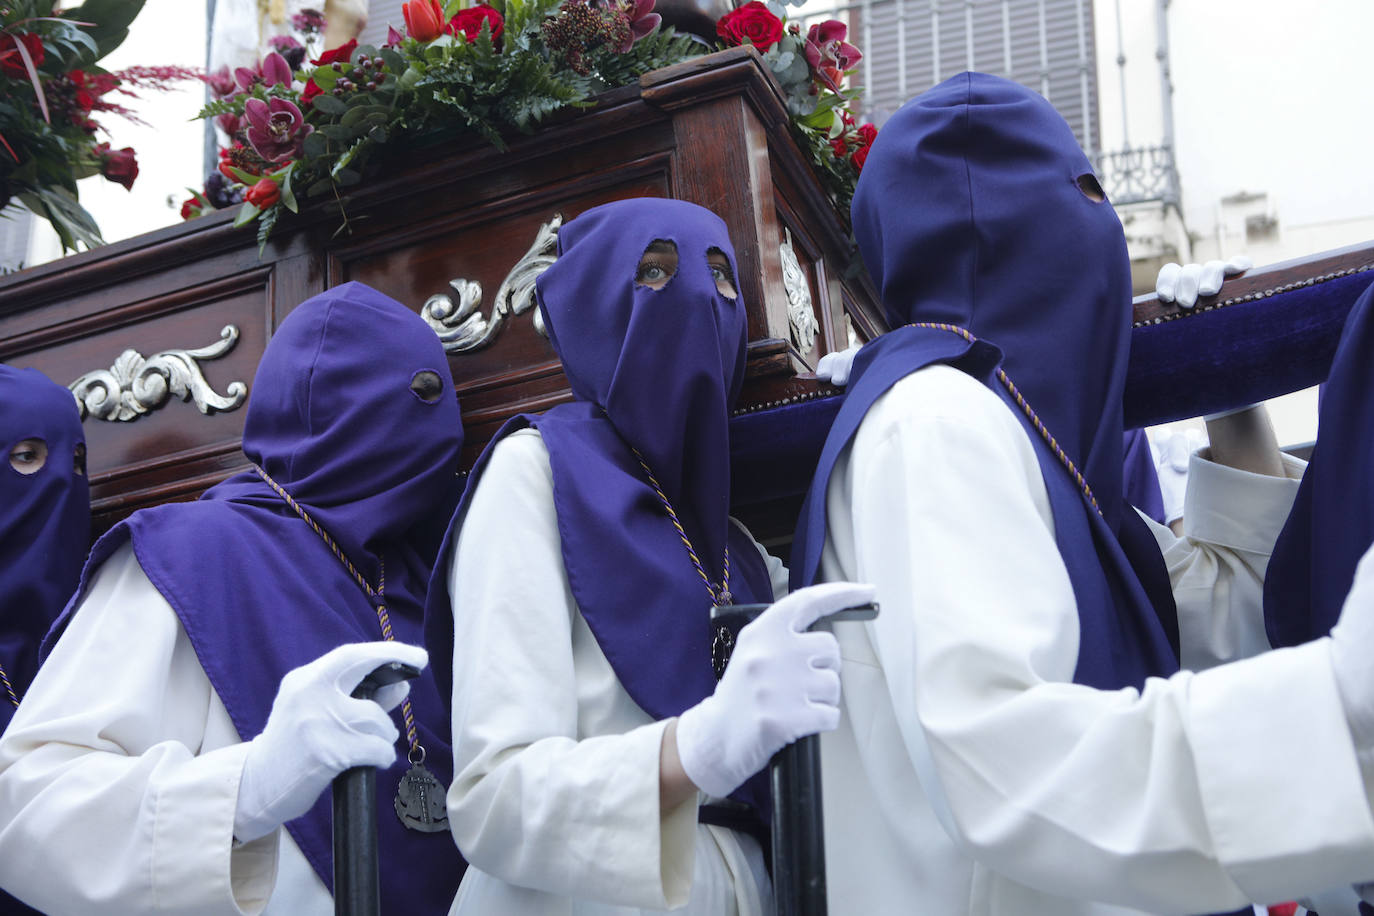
[28,0,208,264]
[1096,0,1374,264]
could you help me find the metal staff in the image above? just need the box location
[333,662,419,916]
[710,602,877,916]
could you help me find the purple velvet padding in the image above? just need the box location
[44,282,467,909]
[1265,279,1374,648]
[0,366,88,733]
[791,72,1180,690]
[1122,429,1166,525]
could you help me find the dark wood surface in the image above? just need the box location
[0,48,877,535]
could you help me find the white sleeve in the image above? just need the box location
[729,516,790,601]
[847,380,1374,912]
[0,542,277,916]
[1143,450,1305,670]
[445,430,697,909]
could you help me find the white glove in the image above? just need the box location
[1156,255,1252,310]
[1150,428,1201,525]
[816,345,862,387]
[234,641,428,843]
[675,581,873,798]
[1328,543,1374,758]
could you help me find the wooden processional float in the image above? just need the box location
[1,45,1372,915]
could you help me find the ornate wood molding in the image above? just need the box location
[68,325,249,422]
[780,228,818,354]
[421,215,561,353]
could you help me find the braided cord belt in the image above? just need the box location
[253,466,426,764]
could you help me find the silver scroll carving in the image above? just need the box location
[68,325,249,422]
[780,228,819,354]
[422,215,562,353]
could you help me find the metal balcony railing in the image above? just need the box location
[1094,144,1181,208]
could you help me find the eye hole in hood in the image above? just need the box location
[410,369,446,404]
[1077,172,1107,203]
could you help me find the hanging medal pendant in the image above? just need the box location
[394,750,449,833]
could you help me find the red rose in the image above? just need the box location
[95,143,138,190]
[0,32,44,78]
[849,122,876,170]
[315,40,359,68]
[715,2,784,53]
[180,197,200,220]
[0,33,43,78]
[302,39,358,102]
[448,5,504,44]
[245,177,281,209]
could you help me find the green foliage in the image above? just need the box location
[201,0,862,248]
[62,0,147,60]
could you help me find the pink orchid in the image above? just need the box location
[261,51,292,87]
[244,96,313,163]
[204,66,236,98]
[804,20,861,92]
[618,0,660,52]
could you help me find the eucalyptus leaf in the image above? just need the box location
[301,131,327,158]
[352,44,379,64]
[233,201,260,228]
[319,124,356,141]
[380,48,406,74]
[334,168,361,187]
[311,94,348,115]
[278,165,298,213]
[310,66,339,89]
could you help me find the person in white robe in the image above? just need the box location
[0,283,465,915]
[423,198,871,915]
[791,72,1374,915]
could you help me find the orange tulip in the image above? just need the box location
[402,0,445,42]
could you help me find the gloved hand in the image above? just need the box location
[1328,543,1374,758]
[1151,427,1204,525]
[675,581,873,798]
[816,345,862,387]
[234,641,428,843]
[1156,255,1253,310]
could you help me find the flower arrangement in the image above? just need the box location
[0,1,197,250]
[192,0,873,251]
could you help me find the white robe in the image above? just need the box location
[444,428,787,915]
[0,541,330,916]
[814,364,1374,915]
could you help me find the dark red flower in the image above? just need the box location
[0,32,44,79]
[245,177,281,209]
[95,143,139,190]
[303,39,358,101]
[313,39,359,68]
[715,1,784,52]
[403,0,446,42]
[850,122,876,171]
[448,4,504,44]
[804,20,861,92]
[204,66,237,98]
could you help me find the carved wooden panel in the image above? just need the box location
[0,48,878,533]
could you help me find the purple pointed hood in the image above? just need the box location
[425,198,773,820]
[0,366,89,727]
[45,282,466,907]
[792,73,1179,689]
